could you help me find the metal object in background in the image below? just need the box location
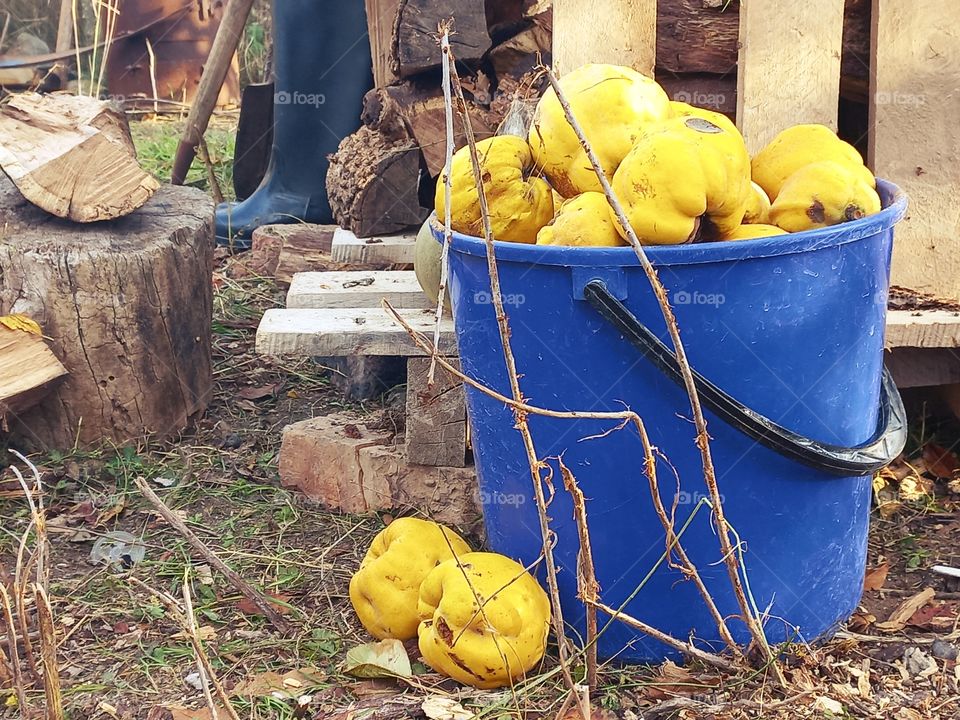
[106,0,241,110]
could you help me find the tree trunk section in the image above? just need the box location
[0,178,214,450]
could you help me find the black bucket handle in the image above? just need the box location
[583,280,906,476]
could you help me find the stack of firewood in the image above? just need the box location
[327,0,551,238]
[327,0,872,238]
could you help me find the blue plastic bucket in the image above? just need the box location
[437,180,908,662]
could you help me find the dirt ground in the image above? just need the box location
[1,249,958,720]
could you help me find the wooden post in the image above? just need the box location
[552,0,657,77]
[365,0,401,87]
[736,0,845,154]
[870,0,960,300]
[405,358,467,467]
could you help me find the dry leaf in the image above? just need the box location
[876,587,936,632]
[344,639,412,679]
[644,660,701,699]
[848,610,876,632]
[422,697,473,720]
[0,314,41,335]
[236,592,293,617]
[813,696,844,714]
[232,667,324,697]
[172,625,216,642]
[922,443,959,479]
[907,601,958,630]
[237,384,279,400]
[864,562,889,591]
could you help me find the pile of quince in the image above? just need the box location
[348,517,550,688]
[435,63,880,247]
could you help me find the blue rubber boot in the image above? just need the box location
[215,0,373,248]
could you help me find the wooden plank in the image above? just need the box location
[870,0,960,300]
[256,308,456,357]
[365,0,401,87]
[406,357,467,467]
[886,348,960,388]
[736,0,845,154]
[330,228,417,265]
[286,271,429,309]
[552,0,657,76]
[885,310,960,349]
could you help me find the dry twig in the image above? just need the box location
[133,476,293,633]
[537,63,779,678]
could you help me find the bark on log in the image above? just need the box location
[362,82,498,178]
[0,93,158,222]
[326,127,428,238]
[0,177,214,450]
[489,11,552,79]
[391,0,492,78]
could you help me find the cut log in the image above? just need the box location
[656,73,737,117]
[0,318,68,423]
[249,224,344,282]
[657,0,739,75]
[405,357,466,467]
[0,92,159,222]
[326,126,428,238]
[362,82,498,178]
[391,0,492,78]
[489,11,552,79]
[0,177,214,450]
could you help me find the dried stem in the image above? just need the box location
[558,459,597,690]
[133,476,293,633]
[34,585,63,720]
[129,576,240,720]
[0,584,27,714]
[439,29,586,718]
[539,64,777,675]
[429,25,457,385]
[183,571,221,720]
[383,302,738,673]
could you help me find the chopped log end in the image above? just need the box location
[0,325,68,418]
[0,92,159,222]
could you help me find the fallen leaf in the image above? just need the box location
[864,562,889,591]
[0,314,41,335]
[907,601,958,630]
[876,587,936,632]
[344,639,412,679]
[195,564,214,586]
[422,696,473,720]
[172,625,216,642]
[235,592,293,617]
[237,384,279,400]
[152,476,177,488]
[644,660,701,699]
[848,610,876,632]
[812,696,844,714]
[922,443,959,478]
[232,667,324,697]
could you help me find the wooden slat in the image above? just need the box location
[364,0,401,87]
[885,310,960,349]
[256,308,456,357]
[286,271,430,309]
[870,0,960,301]
[552,0,657,76]
[330,228,417,265]
[736,0,845,154]
[886,348,960,388]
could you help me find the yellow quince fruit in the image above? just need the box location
[751,124,875,200]
[349,517,472,640]
[435,135,554,244]
[611,110,752,244]
[723,223,788,241]
[742,181,772,224]
[418,552,550,689]
[769,160,881,232]
[537,192,626,247]
[529,64,671,197]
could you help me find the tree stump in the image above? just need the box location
[0,177,214,450]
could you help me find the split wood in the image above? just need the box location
[436,28,587,719]
[133,476,293,633]
[538,63,782,681]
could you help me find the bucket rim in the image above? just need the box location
[436,178,907,267]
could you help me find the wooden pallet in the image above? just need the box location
[553,0,960,302]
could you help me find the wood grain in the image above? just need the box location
[405,357,467,467]
[330,228,418,265]
[870,0,960,300]
[286,271,429,309]
[736,0,845,154]
[256,308,456,357]
[553,0,657,76]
